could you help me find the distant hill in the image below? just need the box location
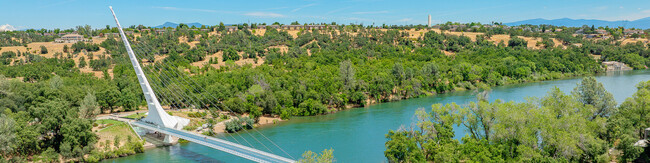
[155,22,205,28]
[505,17,650,29]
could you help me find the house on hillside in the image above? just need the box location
[257,25,280,29]
[306,25,326,30]
[575,29,585,34]
[225,26,238,32]
[603,61,633,71]
[595,29,608,35]
[55,34,90,43]
[282,25,303,30]
[624,29,644,35]
[104,33,120,38]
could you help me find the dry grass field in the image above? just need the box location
[1,28,624,78]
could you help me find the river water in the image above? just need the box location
[103,70,650,163]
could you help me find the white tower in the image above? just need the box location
[109,7,189,143]
[428,15,431,28]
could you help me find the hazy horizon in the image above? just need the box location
[2,0,650,30]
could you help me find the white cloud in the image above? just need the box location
[351,11,389,15]
[243,12,285,18]
[0,24,16,32]
[642,9,650,13]
[291,3,317,12]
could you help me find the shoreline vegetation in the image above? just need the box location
[385,78,650,162]
[1,22,650,162]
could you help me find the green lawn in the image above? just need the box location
[124,113,147,119]
[95,119,139,141]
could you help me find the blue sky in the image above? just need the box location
[2,0,650,29]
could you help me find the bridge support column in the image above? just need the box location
[163,134,177,144]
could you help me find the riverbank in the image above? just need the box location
[101,70,650,162]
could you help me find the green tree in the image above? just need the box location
[298,149,334,163]
[35,147,58,163]
[339,59,355,91]
[0,114,16,157]
[572,77,617,118]
[40,45,48,54]
[79,56,86,68]
[79,93,99,119]
[392,63,405,84]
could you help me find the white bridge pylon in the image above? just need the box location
[108,6,296,163]
[109,6,189,142]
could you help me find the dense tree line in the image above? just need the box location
[0,23,647,161]
[384,78,650,162]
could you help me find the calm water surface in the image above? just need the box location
[103,70,650,163]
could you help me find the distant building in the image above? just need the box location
[595,29,608,35]
[54,34,90,43]
[104,33,120,37]
[603,61,633,71]
[427,15,431,27]
[225,26,238,32]
[624,29,644,35]
[306,25,326,30]
[282,25,302,30]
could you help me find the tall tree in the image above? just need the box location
[339,60,355,91]
[79,93,99,119]
[572,77,617,118]
[0,114,16,157]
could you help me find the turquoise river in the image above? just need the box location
[103,70,650,163]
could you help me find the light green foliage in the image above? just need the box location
[339,60,356,91]
[34,147,59,163]
[608,80,650,161]
[79,92,99,119]
[298,149,334,163]
[386,78,620,162]
[0,114,16,157]
[225,116,255,133]
[572,77,617,118]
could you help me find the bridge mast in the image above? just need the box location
[109,7,189,142]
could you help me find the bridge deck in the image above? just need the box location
[131,121,295,163]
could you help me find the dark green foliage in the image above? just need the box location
[40,45,48,54]
[71,41,100,53]
[225,116,254,133]
[507,36,527,48]
[222,47,240,61]
[79,56,87,68]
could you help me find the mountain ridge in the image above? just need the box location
[154,22,205,28]
[505,17,650,29]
